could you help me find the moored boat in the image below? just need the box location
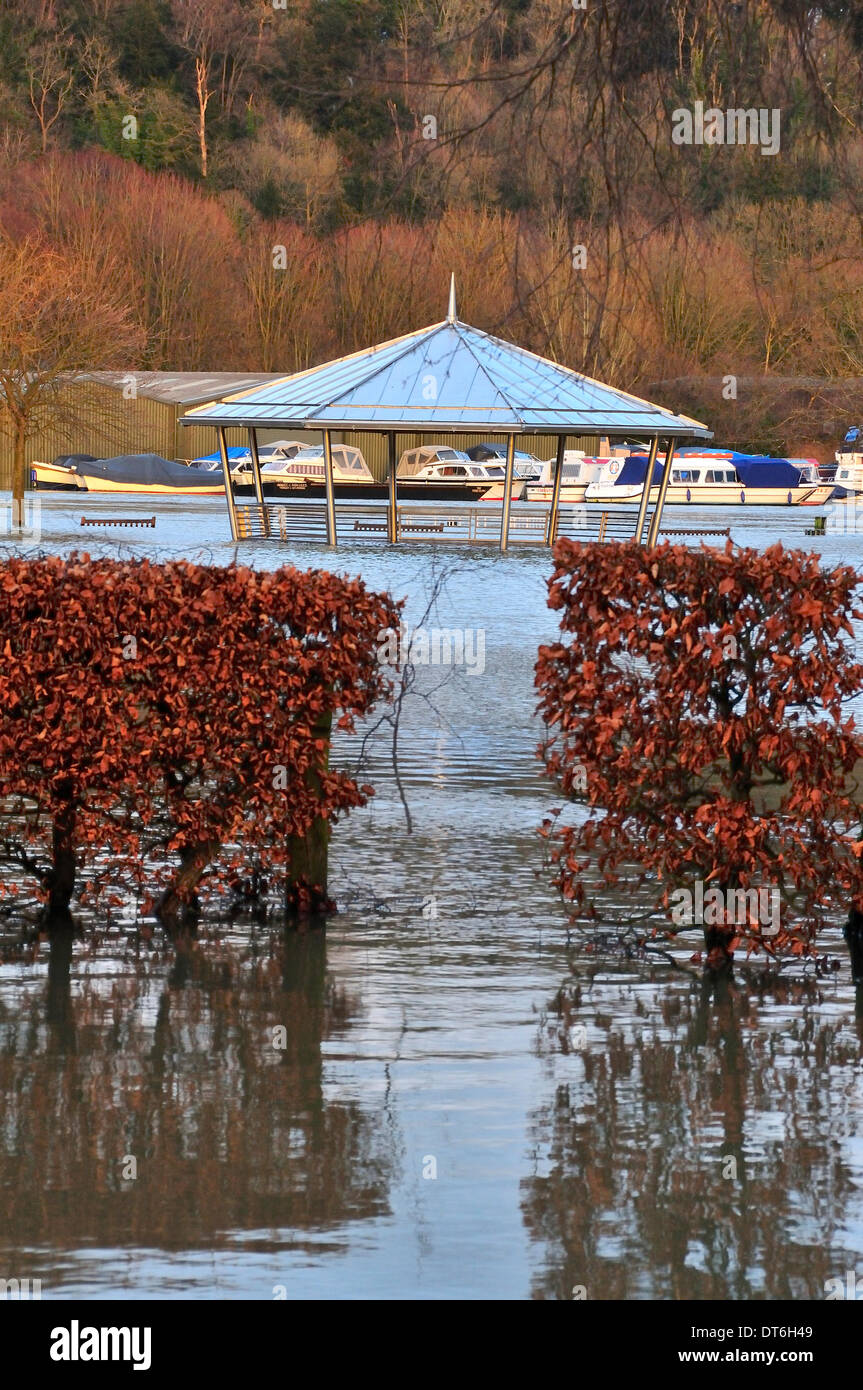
[467,443,544,500]
[524,450,604,503]
[75,454,225,494]
[583,451,833,506]
[831,426,863,497]
[393,445,518,500]
[260,443,375,493]
[32,455,95,491]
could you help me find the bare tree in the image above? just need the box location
[27,34,74,155]
[173,0,262,177]
[174,0,219,177]
[0,237,143,527]
[242,222,329,371]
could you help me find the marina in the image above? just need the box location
[181,279,717,551]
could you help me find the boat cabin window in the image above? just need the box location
[672,469,691,483]
[839,468,849,479]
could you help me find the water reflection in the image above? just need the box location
[0,928,396,1282]
[522,966,863,1300]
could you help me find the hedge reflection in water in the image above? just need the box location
[522,967,863,1300]
[0,929,395,1259]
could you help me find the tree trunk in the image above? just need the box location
[703,888,737,976]
[285,810,331,921]
[12,418,28,529]
[703,919,736,976]
[195,58,210,178]
[42,801,76,926]
[845,907,863,984]
[285,711,333,923]
[157,839,220,934]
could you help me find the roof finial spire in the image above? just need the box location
[447,273,457,323]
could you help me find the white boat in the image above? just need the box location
[583,451,833,506]
[190,440,306,485]
[466,443,544,500]
[523,441,646,503]
[396,445,515,498]
[832,427,863,496]
[260,443,374,491]
[524,451,606,503]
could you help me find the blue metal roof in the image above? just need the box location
[181,288,711,438]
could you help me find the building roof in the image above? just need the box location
[180,282,711,439]
[83,371,283,407]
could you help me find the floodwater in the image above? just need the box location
[2,491,863,1300]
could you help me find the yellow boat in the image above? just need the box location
[34,454,225,495]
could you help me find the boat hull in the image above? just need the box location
[261,479,505,502]
[32,472,504,502]
[80,477,225,495]
[525,483,590,504]
[31,463,87,492]
[582,483,834,506]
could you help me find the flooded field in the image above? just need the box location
[2,492,862,1300]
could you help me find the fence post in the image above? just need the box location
[546,434,566,545]
[633,436,660,543]
[219,427,239,541]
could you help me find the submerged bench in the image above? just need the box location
[81,516,157,528]
[353,520,446,534]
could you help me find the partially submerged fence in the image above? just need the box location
[234,500,731,547]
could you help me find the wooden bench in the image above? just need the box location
[353,519,446,534]
[81,516,156,528]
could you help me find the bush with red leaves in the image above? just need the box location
[536,539,863,972]
[0,555,399,925]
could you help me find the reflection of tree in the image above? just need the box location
[0,930,394,1259]
[521,970,863,1300]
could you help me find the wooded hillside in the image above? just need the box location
[1,0,863,452]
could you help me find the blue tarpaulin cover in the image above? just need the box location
[733,457,802,487]
[617,454,664,486]
[192,447,248,463]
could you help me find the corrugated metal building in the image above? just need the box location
[0,370,601,487]
[0,372,282,488]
